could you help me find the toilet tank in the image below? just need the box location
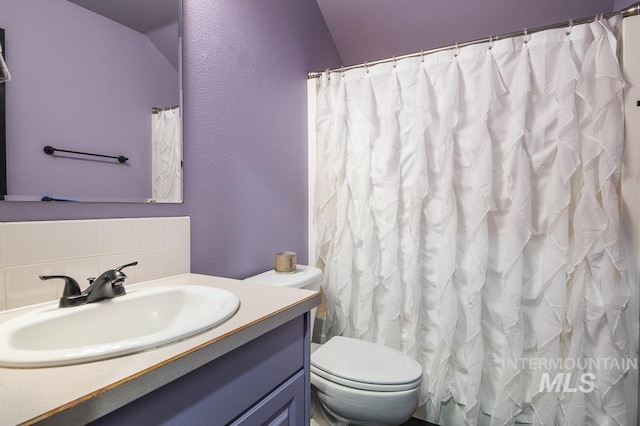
[244,265,322,337]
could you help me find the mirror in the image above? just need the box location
[0,0,182,203]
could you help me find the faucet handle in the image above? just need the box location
[115,261,138,272]
[39,275,81,297]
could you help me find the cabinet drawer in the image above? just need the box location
[92,317,305,425]
[231,370,305,426]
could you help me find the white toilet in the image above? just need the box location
[245,265,423,426]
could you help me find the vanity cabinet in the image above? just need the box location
[230,370,305,425]
[91,314,310,426]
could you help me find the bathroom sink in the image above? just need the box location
[0,285,240,368]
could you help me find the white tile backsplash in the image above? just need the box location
[135,250,167,282]
[0,223,4,268]
[5,263,58,309]
[99,219,135,255]
[0,217,190,311]
[57,257,102,291]
[135,218,165,251]
[5,221,59,267]
[58,220,100,260]
[166,246,191,276]
[166,217,190,248]
[0,269,5,310]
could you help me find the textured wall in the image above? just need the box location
[181,0,341,277]
[0,0,178,200]
[0,0,341,279]
[316,0,616,65]
[1,0,629,279]
[615,0,638,11]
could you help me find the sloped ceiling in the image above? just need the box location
[67,0,178,69]
[67,0,177,33]
[316,0,617,66]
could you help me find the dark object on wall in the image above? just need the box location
[41,196,78,202]
[0,28,6,200]
[43,145,128,164]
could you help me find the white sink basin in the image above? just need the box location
[0,285,240,368]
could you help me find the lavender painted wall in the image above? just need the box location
[316,0,616,65]
[0,0,341,280]
[182,0,341,278]
[147,20,179,71]
[0,0,178,200]
[0,0,631,280]
[615,0,638,11]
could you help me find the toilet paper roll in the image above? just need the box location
[275,251,297,274]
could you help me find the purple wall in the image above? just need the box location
[316,0,616,65]
[0,0,178,200]
[182,0,341,278]
[0,0,341,279]
[615,0,638,10]
[147,20,179,71]
[0,0,630,279]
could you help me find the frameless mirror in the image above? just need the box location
[0,0,182,203]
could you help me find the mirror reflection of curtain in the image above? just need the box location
[151,107,181,201]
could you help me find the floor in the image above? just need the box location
[311,416,432,426]
[311,399,435,426]
[310,391,436,426]
[400,418,434,426]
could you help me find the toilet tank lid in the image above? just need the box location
[243,265,322,289]
[311,336,423,387]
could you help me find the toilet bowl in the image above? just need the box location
[244,266,423,426]
[311,336,422,425]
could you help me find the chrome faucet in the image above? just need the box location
[40,261,138,308]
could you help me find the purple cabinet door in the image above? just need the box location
[231,370,305,426]
[91,316,307,425]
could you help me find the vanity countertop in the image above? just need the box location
[0,273,321,426]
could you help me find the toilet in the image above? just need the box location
[245,265,423,426]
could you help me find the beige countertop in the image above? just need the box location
[0,273,321,426]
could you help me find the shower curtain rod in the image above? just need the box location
[152,105,179,113]
[308,2,640,79]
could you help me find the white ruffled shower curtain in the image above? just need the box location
[314,17,630,425]
[151,107,182,202]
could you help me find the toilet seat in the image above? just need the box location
[310,336,422,392]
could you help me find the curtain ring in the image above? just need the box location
[420,50,425,63]
[325,68,330,81]
[454,43,460,57]
[566,19,573,36]
[341,66,345,77]
[364,61,369,73]
[392,56,397,68]
[488,36,494,50]
[523,28,530,44]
